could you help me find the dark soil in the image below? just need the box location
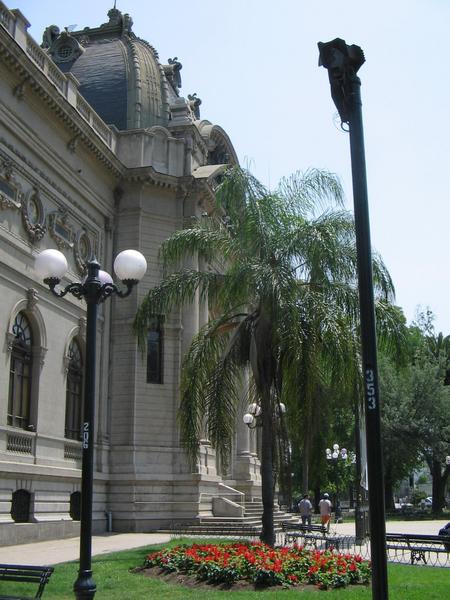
[136,566,320,592]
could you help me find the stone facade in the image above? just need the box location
[0,2,260,546]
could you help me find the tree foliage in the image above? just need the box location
[134,166,400,543]
[379,312,450,513]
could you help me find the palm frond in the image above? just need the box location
[277,168,344,215]
[159,226,235,272]
[178,311,253,467]
[133,270,223,349]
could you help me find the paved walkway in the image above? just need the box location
[333,518,449,537]
[0,519,447,566]
[303,518,449,565]
[0,533,171,566]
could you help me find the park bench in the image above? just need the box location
[281,521,327,546]
[0,564,54,599]
[385,533,450,565]
[280,521,353,552]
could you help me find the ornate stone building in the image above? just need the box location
[0,2,261,546]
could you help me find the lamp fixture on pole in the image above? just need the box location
[35,248,147,600]
[242,401,286,429]
[326,443,348,461]
[326,443,350,522]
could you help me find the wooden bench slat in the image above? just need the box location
[385,532,449,565]
[0,564,53,600]
[281,521,327,535]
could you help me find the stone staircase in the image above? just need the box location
[169,500,299,536]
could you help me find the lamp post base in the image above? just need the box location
[74,570,96,599]
[355,504,370,545]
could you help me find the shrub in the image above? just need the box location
[145,541,371,589]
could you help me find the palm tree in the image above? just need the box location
[133,166,398,545]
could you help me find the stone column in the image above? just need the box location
[196,257,217,477]
[229,370,261,500]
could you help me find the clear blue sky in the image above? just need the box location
[11,0,450,333]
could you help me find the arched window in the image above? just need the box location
[65,339,83,440]
[11,489,31,523]
[8,312,33,429]
[147,318,163,384]
[69,491,81,521]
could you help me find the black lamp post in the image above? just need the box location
[318,38,388,600]
[243,401,287,544]
[35,248,147,600]
[325,444,348,523]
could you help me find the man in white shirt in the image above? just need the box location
[319,493,332,532]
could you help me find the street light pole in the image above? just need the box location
[318,39,388,600]
[326,444,347,523]
[76,259,99,599]
[35,249,147,599]
[243,401,287,544]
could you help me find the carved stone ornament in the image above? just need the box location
[165,57,183,90]
[67,135,80,154]
[102,8,133,34]
[74,229,92,274]
[0,159,22,210]
[41,25,60,49]
[6,332,15,353]
[79,34,90,47]
[26,288,39,311]
[188,93,202,120]
[37,346,47,370]
[22,188,46,243]
[13,76,29,101]
[48,210,74,249]
[48,30,84,64]
[78,317,87,339]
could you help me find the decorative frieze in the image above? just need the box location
[0,147,102,270]
[48,209,74,249]
[74,229,93,273]
[22,187,46,242]
[0,140,102,226]
[0,158,22,210]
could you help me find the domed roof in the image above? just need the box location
[41,8,182,130]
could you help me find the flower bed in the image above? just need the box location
[145,541,371,589]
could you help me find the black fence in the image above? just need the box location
[169,523,449,568]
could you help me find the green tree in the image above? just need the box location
[409,312,450,513]
[409,345,450,514]
[380,316,450,514]
[379,353,422,510]
[133,166,397,545]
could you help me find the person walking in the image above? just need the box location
[298,494,313,528]
[319,492,332,532]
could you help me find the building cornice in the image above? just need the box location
[0,3,124,177]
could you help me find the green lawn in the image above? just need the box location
[1,540,449,599]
